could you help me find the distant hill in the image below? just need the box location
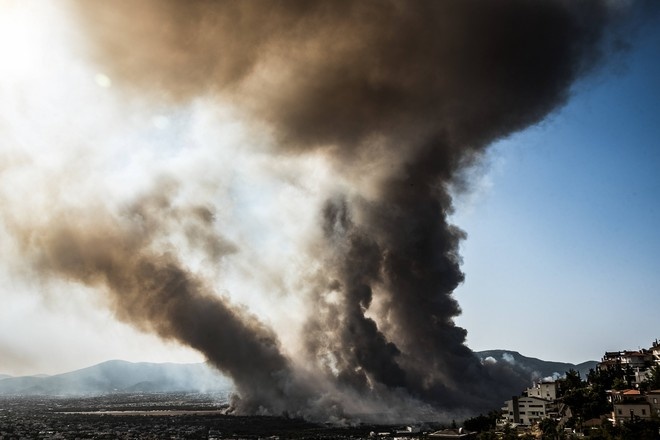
[0,351,598,396]
[476,350,598,381]
[0,360,232,396]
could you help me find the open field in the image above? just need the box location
[0,393,437,439]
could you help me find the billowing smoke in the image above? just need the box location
[0,0,652,422]
[5,181,301,414]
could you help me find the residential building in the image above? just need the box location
[651,340,660,365]
[612,401,652,423]
[497,338,660,431]
[501,395,551,426]
[598,349,654,388]
[647,390,660,416]
[610,389,642,403]
[611,389,653,424]
[526,381,558,401]
[600,350,653,370]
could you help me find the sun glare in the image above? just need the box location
[0,1,52,83]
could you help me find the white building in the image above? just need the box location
[526,381,558,401]
[501,395,551,426]
[600,350,653,370]
[651,340,660,365]
[599,348,654,388]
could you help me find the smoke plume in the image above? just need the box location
[0,0,652,421]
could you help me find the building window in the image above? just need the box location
[642,409,646,415]
[618,409,622,415]
[654,398,658,404]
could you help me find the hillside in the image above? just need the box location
[0,360,232,396]
[0,351,599,396]
[476,350,598,381]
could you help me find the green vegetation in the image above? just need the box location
[561,369,610,424]
[641,365,660,392]
[583,418,660,440]
[463,410,500,433]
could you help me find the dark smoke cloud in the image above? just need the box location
[33,0,651,418]
[318,196,407,390]
[73,0,613,152]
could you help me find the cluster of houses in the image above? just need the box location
[498,339,660,429]
[602,339,660,424]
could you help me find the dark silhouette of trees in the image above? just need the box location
[538,417,559,439]
[464,410,501,433]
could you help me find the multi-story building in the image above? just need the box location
[501,395,552,426]
[611,390,653,424]
[600,350,653,370]
[609,386,660,423]
[612,400,652,423]
[526,381,559,401]
[598,349,654,388]
[647,390,660,417]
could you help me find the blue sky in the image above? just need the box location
[453,19,660,363]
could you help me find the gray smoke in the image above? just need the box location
[7,181,313,414]
[3,0,653,420]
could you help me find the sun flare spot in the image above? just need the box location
[0,1,50,83]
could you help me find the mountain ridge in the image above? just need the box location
[0,352,599,396]
[475,349,598,380]
[0,360,232,396]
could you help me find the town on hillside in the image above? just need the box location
[476,338,660,439]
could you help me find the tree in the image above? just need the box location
[464,411,500,433]
[587,419,617,440]
[588,365,626,391]
[640,365,660,392]
[612,377,628,391]
[499,423,518,440]
[565,369,584,389]
[558,366,613,431]
[538,417,559,439]
[619,416,660,440]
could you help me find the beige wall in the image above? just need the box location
[612,402,652,423]
[526,382,558,401]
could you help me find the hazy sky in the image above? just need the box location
[0,1,659,381]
